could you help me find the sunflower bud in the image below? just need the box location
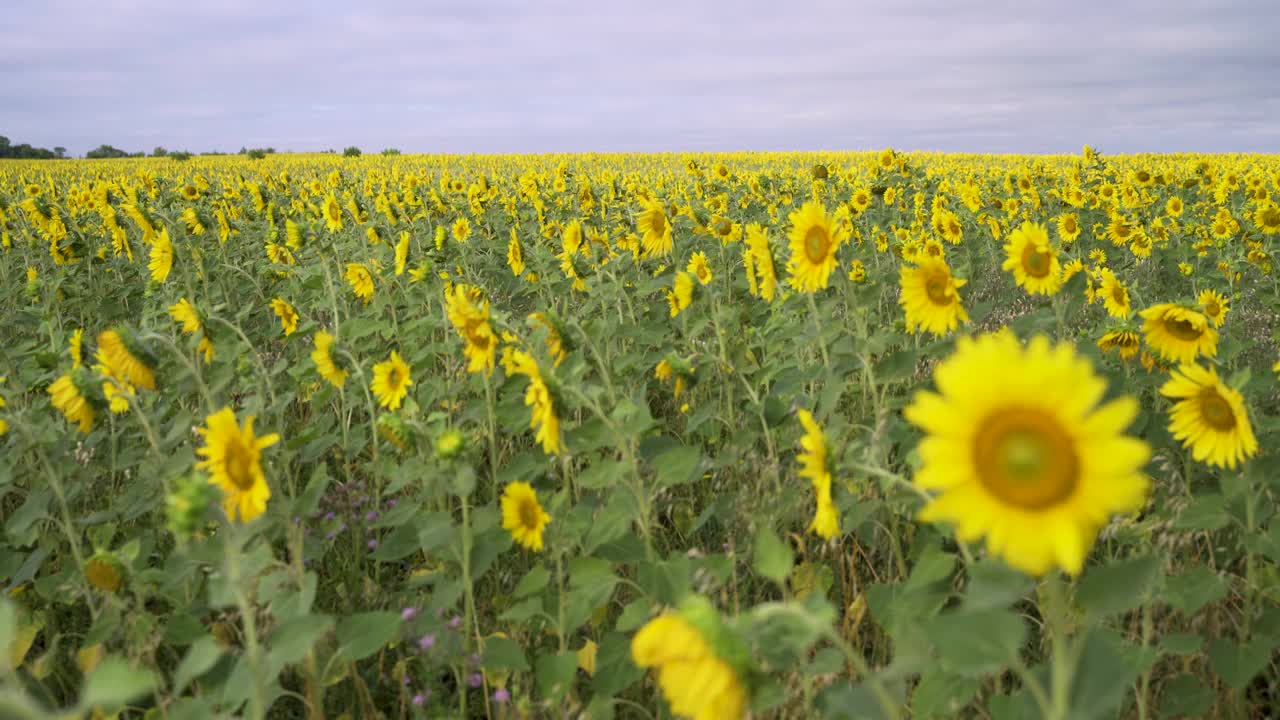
[83,552,125,593]
[377,413,413,453]
[166,473,219,542]
[434,428,466,460]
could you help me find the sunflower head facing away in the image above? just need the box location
[904,331,1151,576]
[631,596,749,720]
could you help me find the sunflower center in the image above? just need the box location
[1064,218,1077,233]
[973,408,1078,511]
[924,272,953,306]
[1198,389,1236,431]
[1164,317,1204,341]
[1261,208,1280,228]
[804,226,830,263]
[1112,285,1127,305]
[387,367,401,388]
[518,498,541,529]
[224,437,256,491]
[1204,301,1220,317]
[1022,244,1052,278]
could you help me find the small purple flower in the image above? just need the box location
[365,510,378,522]
[325,531,336,540]
[386,498,398,508]
[412,692,426,706]
[401,607,418,621]
[324,511,335,521]
[367,539,378,550]
[493,688,510,703]
[449,615,462,629]
[418,634,436,651]
[468,653,481,667]
[468,673,483,689]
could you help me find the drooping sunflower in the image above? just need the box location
[0,377,8,436]
[528,312,568,366]
[744,223,777,302]
[48,370,97,433]
[687,251,713,285]
[637,196,673,258]
[631,597,748,720]
[196,407,280,523]
[69,328,84,368]
[148,227,173,283]
[507,349,562,455]
[394,231,410,276]
[899,257,968,337]
[1139,303,1218,364]
[181,207,206,236]
[1161,364,1258,469]
[1097,269,1131,318]
[668,272,695,318]
[507,228,525,277]
[444,284,497,375]
[500,481,551,552]
[1097,330,1142,360]
[1002,221,1062,295]
[169,298,202,335]
[904,332,1151,576]
[797,409,839,540]
[345,263,375,304]
[97,329,156,391]
[270,298,299,336]
[785,200,848,293]
[311,330,348,388]
[1196,289,1229,327]
[371,350,412,410]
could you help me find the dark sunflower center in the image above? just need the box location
[1204,301,1220,317]
[518,498,540,529]
[1199,389,1236,431]
[1260,208,1280,228]
[1112,285,1127,305]
[1022,244,1052,278]
[924,272,952,305]
[1164,317,1204,341]
[387,368,400,388]
[1064,218,1077,233]
[973,408,1079,510]
[804,226,830,263]
[225,437,255,491]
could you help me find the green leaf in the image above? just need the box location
[752,525,793,585]
[925,609,1025,677]
[80,656,158,711]
[1171,494,1229,531]
[292,464,331,517]
[1157,674,1214,717]
[577,458,625,490]
[963,560,1034,611]
[1069,629,1141,720]
[173,637,222,694]
[1163,566,1227,615]
[1077,555,1162,617]
[592,632,642,697]
[615,600,652,633]
[1160,632,1202,656]
[335,612,400,661]
[1208,637,1271,690]
[817,679,907,720]
[482,635,529,672]
[514,566,551,598]
[269,614,334,667]
[652,445,702,488]
[536,651,579,702]
[911,671,980,719]
[904,545,955,592]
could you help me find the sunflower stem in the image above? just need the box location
[1044,572,1076,720]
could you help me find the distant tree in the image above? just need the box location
[54,147,66,159]
[170,151,193,162]
[381,148,402,156]
[0,135,63,159]
[129,151,145,158]
[152,146,168,157]
[343,146,362,157]
[247,148,266,160]
[86,144,130,159]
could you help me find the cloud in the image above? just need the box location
[2,0,1277,154]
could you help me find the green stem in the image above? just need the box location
[1044,573,1075,720]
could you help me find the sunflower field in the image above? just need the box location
[1,148,1278,719]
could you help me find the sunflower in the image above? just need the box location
[1161,364,1258,469]
[444,284,497,375]
[180,184,200,201]
[311,330,348,388]
[1253,201,1280,235]
[1166,196,1184,217]
[904,332,1151,576]
[169,298,202,335]
[371,350,413,410]
[744,223,777,301]
[148,227,173,283]
[452,217,472,243]
[528,312,568,366]
[270,298,299,336]
[345,263,375,304]
[899,257,968,337]
[69,329,84,368]
[1105,215,1137,246]
[507,349,562,455]
[785,200,847,293]
[0,377,8,436]
[686,251,712,285]
[49,370,96,432]
[631,598,748,720]
[181,208,205,236]
[1056,213,1082,243]
[1097,330,1141,360]
[507,229,525,277]
[1196,289,1230,327]
[323,194,343,232]
[638,196,673,258]
[1097,269,1131,318]
[848,259,867,283]
[97,329,156,391]
[850,188,872,214]
[1139,303,1218,364]
[500,481,551,552]
[668,272,695,318]
[1002,221,1062,295]
[797,410,839,540]
[934,209,963,245]
[196,407,279,523]
[394,231,410,276]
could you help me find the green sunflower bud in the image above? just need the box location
[434,428,466,460]
[166,473,219,541]
[83,552,125,594]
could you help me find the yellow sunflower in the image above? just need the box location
[785,200,848,293]
[148,227,173,283]
[637,196,673,258]
[311,330,348,388]
[1196,289,1229,327]
[345,263,375,304]
[1056,213,1082,243]
[1139,303,1218,364]
[687,252,713,285]
[394,231,410,276]
[444,284,497,375]
[270,298,299,336]
[169,298,202,335]
[507,228,525,277]
[1161,364,1258,469]
[97,329,156,391]
[1002,221,1062,295]
[69,329,84,368]
[744,223,777,302]
[452,217,472,243]
[0,377,8,436]
[371,351,412,410]
[196,407,279,523]
[904,332,1151,576]
[668,272,695,318]
[899,257,968,337]
[1097,269,1131,318]
[1253,201,1280,235]
[323,194,343,232]
[631,599,748,720]
[507,349,562,455]
[1097,330,1141,360]
[49,370,96,433]
[797,410,839,540]
[500,481,551,552]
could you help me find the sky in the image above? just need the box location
[3,0,1279,156]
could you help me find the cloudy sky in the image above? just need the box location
[3,0,1278,156]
